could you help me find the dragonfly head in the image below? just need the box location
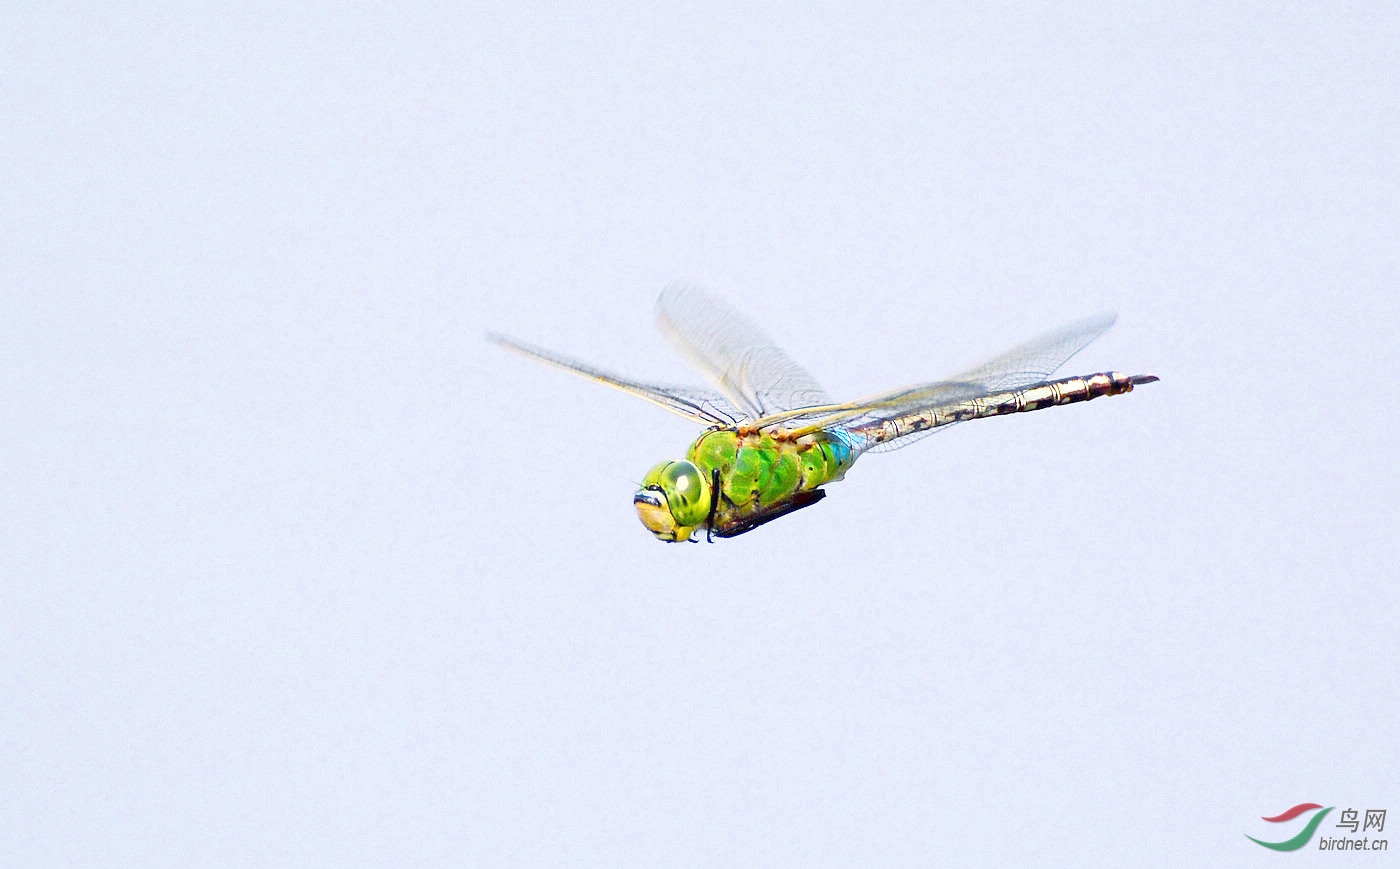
[634,459,712,541]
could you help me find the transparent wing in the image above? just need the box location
[762,313,1119,452]
[655,283,834,419]
[943,312,1117,393]
[488,332,746,426]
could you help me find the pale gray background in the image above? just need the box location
[3,4,1397,866]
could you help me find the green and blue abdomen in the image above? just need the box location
[687,429,853,511]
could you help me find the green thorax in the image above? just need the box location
[686,428,854,529]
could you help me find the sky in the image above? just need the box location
[3,3,1397,865]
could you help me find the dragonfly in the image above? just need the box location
[490,284,1157,542]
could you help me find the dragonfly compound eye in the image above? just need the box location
[635,459,712,539]
[657,460,710,526]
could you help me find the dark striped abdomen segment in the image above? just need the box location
[979,371,1153,416]
[864,371,1157,446]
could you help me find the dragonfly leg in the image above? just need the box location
[705,468,721,543]
[711,489,827,538]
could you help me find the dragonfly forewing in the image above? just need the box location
[488,332,747,426]
[656,283,833,419]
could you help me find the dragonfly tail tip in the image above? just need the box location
[1129,374,1160,386]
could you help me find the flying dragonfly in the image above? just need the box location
[490,284,1157,542]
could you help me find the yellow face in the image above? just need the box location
[633,459,711,541]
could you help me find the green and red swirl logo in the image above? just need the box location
[1247,803,1333,851]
